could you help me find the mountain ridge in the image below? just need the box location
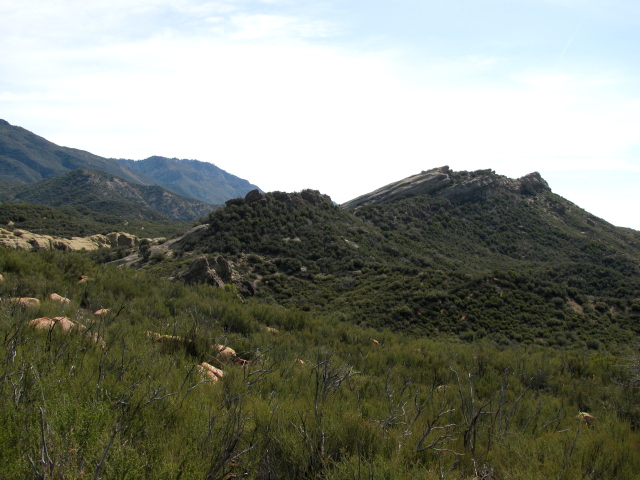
[0,119,260,206]
[116,156,261,205]
[7,168,216,221]
[341,166,550,209]
[149,168,640,346]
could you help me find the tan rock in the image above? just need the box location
[11,297,40,308]
[29,316,75,332]
[214,344,236,360]
[577,412,596,427]
[50,293,71,304]
[197,362,224,382]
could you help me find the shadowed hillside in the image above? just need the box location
[116,156,261,205]
[6,169,216,221]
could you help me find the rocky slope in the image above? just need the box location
[0,228,150,251]
[341,166,550,209]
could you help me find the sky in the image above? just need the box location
[1,0,639,229]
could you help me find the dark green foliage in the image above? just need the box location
[0,203,188,237]
[165,186,640,348]
[1,248,640,478]
[4,169,216,222]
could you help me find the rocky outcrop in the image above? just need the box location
[342,167,453,209]
[0,228,148,252]
[176,255,256,296]
[341,167,551,209]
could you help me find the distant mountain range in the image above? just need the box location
[116,156,259,205]
[0,119,261,220]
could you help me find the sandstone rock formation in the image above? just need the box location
[0,228,148,252]
[176,256,256,296]
[49,293,71,304]
[197,362,224,382]
[341,166,550,209]
[10,297,40,308]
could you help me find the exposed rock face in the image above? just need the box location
[179,256,226,288]
[107,232,139,248]
[341,167,551,209]
[177,255,256,296]
[0,228,147,252]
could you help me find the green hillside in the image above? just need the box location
[1,248,639,479]
[157,172,640,348]
[0,119,156,185]
[1,166,640,478]
[0,203,187,238]
[6,169,217,222]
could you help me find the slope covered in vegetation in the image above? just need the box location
[163,178,640,348]
[1,248,639,479]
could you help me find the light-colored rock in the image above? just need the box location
[50,293,71,304]
[342,167,453,209]
[29,316,75,332]
[0,228,145,252]
[577,412,596,427]
[11,297,40,308]
[214,344,237,360]
[197,362,224,381]
[107,232,139,248]
[341,167,550,209]
[93,308,110,316]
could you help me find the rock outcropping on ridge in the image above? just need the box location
[341,166,550,209]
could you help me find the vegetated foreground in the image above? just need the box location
[1,248,639,479]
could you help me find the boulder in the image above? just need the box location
[11,297,40,308]
[577,412,596,427]
[214,344,237,360]
[177,257,226,288]
[107,232,139,248]
[177,256,256,296]
[49,293,71,304]
[197,362,224,381]
[29,316,75,332]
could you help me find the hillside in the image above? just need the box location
[116,156,261,205]
[0,203,186,238]
[0,119,155,185]
[1,246,639,479]
[0,119,262,207]
[6,169,216,222]
[146,168,640,348]
[2,167,640,478]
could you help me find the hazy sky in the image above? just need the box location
[1,1,639,229]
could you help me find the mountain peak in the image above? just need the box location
[341,167,550,209]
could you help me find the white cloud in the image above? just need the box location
[1,0,639,229]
